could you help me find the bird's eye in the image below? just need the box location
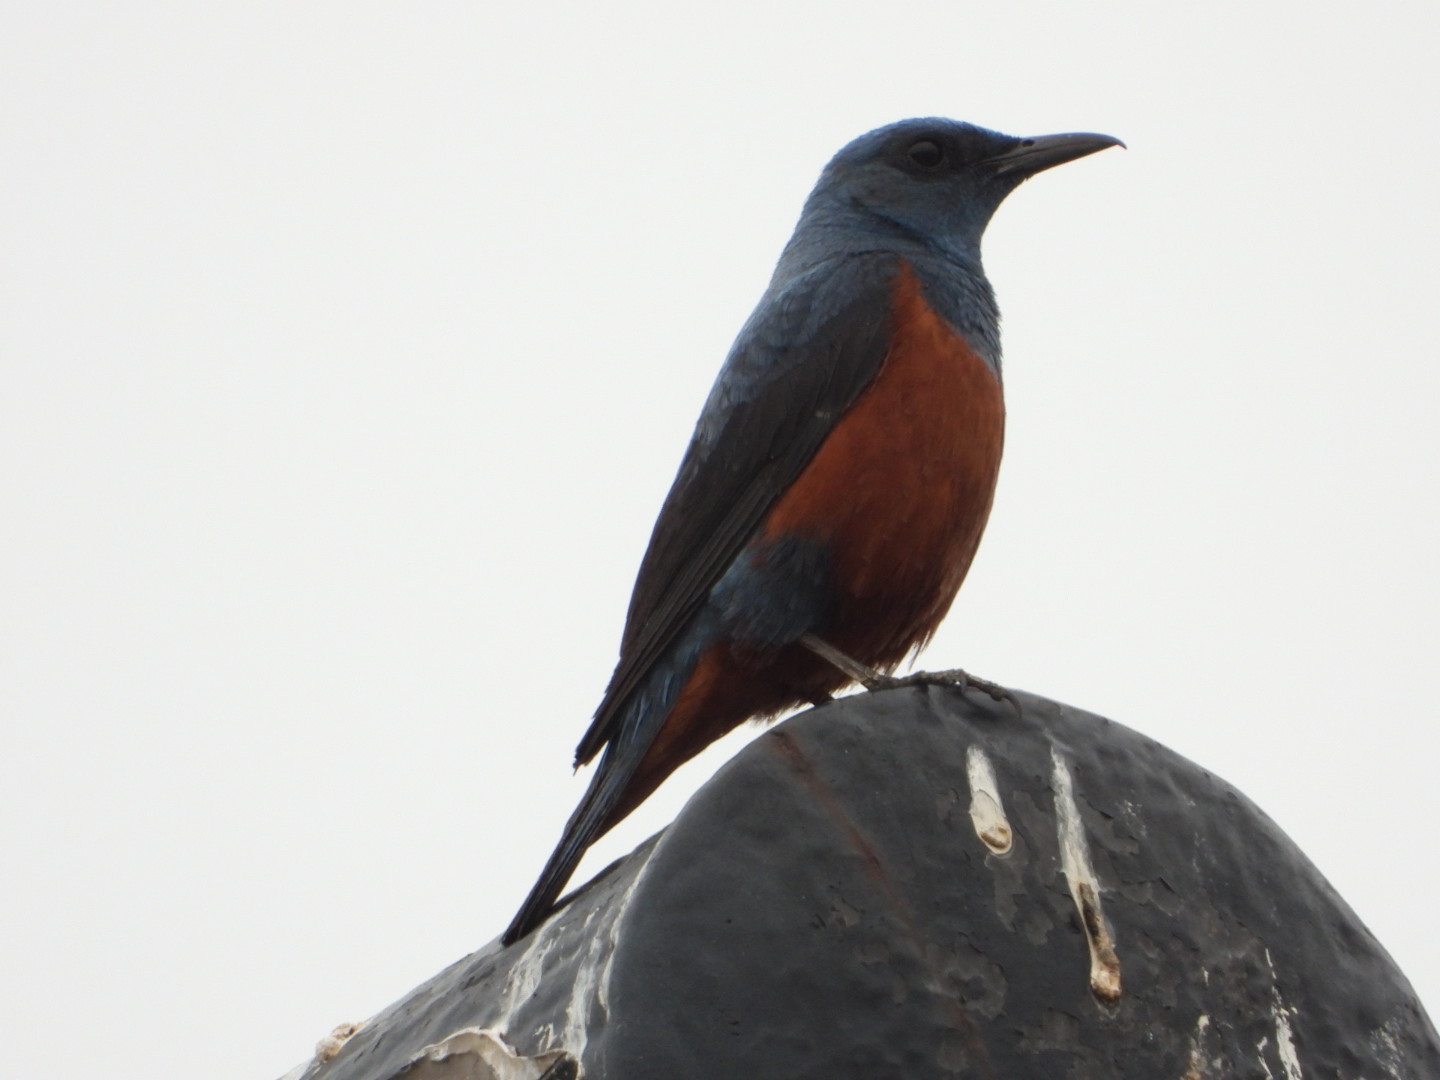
[907,139,944,168]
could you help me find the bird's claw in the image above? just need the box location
[862,668,1022,717]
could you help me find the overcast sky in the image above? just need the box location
[3,3,1438,1078]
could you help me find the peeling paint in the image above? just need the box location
[965,745,1013,855]
[1051,747,1122,1002]
[397,1028,575,1080]
[499,840,654,1067]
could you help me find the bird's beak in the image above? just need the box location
[985,132,1125,177]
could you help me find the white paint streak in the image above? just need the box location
[1051,747,1122,1002]
[965,745,1013,855]
[559,910,608,1059]
[596,854,651,1013]
[493,842,657,1070]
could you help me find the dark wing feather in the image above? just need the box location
[574,254,900,765]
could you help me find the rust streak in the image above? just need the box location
[769,729,999,1080]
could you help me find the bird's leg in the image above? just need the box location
[798,633,882,684]
[798,633,1021,717]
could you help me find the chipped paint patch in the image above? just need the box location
[398,1028,575,1080]
[965,745,1013,855]
[510,839,654,1065]
[1051,747,1122,1002]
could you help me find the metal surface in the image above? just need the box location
[292,686,1438,1079]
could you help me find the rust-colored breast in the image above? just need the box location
[762,259,1006,665]
[607,261,1005,829]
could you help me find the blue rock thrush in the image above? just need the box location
[503,118,1121,945]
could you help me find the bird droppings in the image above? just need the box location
[315,1021,366,1065]
[1274,1004,1304,1080]
[497,852,650,1068]
[395,1029,577,1080]
[491,915,599,1068]
[965,745,1013,855]
[1075,880,1122,1003]
[1051,747,1122,1003]
[494,932,549,1031]
[1264,950,1305,1080]
[557,914,608,1062]
[1182,1014,1214,1080]
[1370,1017,1413,1080]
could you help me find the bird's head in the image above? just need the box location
[800,118,1122,264]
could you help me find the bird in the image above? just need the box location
[502,118,1121,946]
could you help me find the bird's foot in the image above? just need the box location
[861,667,1022,718]
[798,634,1019,717]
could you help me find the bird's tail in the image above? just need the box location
[501,617,719,946]
[501,691,703,944]
[501,754,621,944]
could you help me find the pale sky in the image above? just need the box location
[3,3,1438,1078]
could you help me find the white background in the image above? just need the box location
[3,3,1437,1077]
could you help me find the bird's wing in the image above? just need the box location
[574,254,900,765]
